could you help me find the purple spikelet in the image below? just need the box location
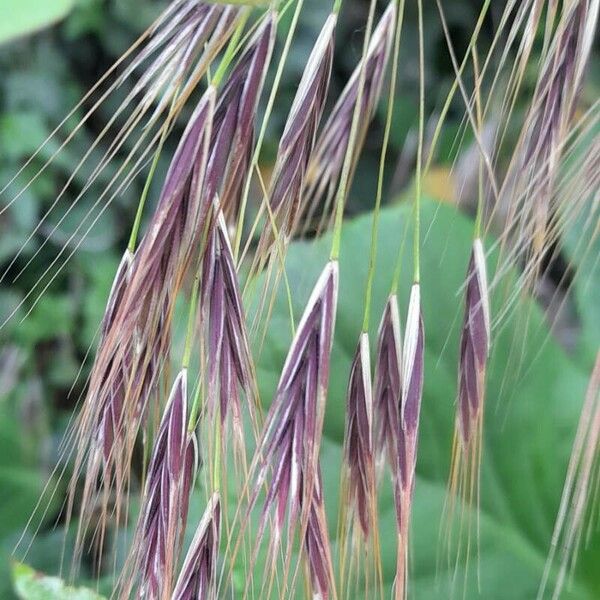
[374,295,402,476]
[202,211,255,433]
[263,13,336,240]
[343,332,376,539]
[299,2,396,235]
[128,370,198,599]
[248,261,338,597]
[172,493,221,600]
[458,239,490,444]
[206,14,276,220]
[394,284,424,600]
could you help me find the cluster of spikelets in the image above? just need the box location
[6,0,599,598]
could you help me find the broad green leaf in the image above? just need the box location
[0,1,76,45]
[12,562,105,600]
[249,198,598,598]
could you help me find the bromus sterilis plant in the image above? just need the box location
[2,0,599,598]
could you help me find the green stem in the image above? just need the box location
[127,100,177,252]
[211,10,251,89]
[187,381,202,433]
[472,45,484,239]
[413,0,425,284]
[362,0,404,332]
[330,0,378,261]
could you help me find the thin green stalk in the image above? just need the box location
[472,46,484,239]
[413,0,425,284]
[127,96,178,252]
[423,0,492,176]
[211,9,251,89]
[362,0,405,332]
[233,1,302,261]
[330,0,378,261]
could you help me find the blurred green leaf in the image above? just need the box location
[0,1,76,45]
[12,562,105,600]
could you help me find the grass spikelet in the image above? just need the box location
[202,211,257,429]
[69,88,215,559]
[121,369,198,600]
[539,352,600,600]
[257,12,336,251]
[443,238,490,584]
[208,13,276,220]
[395,283,424,600]
[173,492,221,600]
[244,260,338,598]
[374,295,402,477]
[500,0,598,284]
[339,332,379,598]
[299,2,396,236]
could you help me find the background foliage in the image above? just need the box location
[0,1,598,598]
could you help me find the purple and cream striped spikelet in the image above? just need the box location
[207,14,276,221]
[73,89,214,539]
[394,284,424,600]
[121,3,240,121]
[506,0,598,268]
[343,332,376,539]
[128,369,198,600]
[201,211,255,436]
[251,261,338,593]
[374,295,402,478]
[259,12,336,248]
[299,2,396,235]
[172,493,221,600]
[457,239,490,445]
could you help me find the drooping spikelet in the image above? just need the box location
[71,87,214,559]
[172,493,221,600]
[443,238,490,578]
[207,14,276,221]
[500,0,598,281]
[248,261,338,597]
[342,333,376,539]
[457,239,490,444]
[299,2,396,235]
[395,284,424,600]
[123,370,198,600]
[374,295,402,477]
[258,12,336,249]
[201,211,256,438]
[120,3,241,122]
